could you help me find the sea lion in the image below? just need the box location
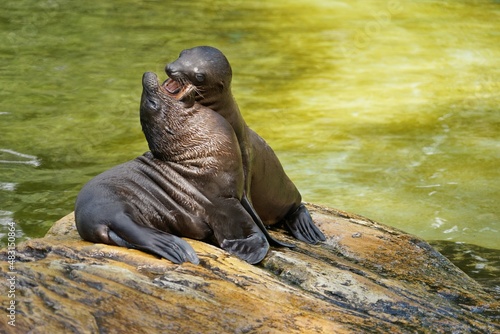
[75,72,288,265]
[165,46,326,244]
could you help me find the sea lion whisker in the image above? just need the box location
[179,76,190,87]
[193,86,205,99]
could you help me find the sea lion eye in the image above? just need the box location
[195,73,205,83]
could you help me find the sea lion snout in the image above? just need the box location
[142,72,160,93]
[165,63,179,79]
[140,72,166,120]
[142,71,196,108]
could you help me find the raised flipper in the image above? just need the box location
[284,204,326,244]
[105,214,199,264]
[241,196,295,248]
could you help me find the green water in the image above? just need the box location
[1,0,499,257]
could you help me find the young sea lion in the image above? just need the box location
[75,72,288,264]
[165,46,326,244]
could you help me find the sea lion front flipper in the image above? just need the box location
[241,196,295,248]
[106,216,199,264]
[208,198,271,264]
[221,233,269,264]
[284,204,326,244]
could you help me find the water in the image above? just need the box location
[0,1,499,277]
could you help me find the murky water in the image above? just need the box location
[1,0,499,273]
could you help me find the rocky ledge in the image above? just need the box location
[1,203,498,333]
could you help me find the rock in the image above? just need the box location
[1,203,498,333]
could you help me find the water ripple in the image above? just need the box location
[0,182,16,191]
[0,148,41,167]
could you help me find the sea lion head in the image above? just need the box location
[165,46,232,104]
[140,71,195,159]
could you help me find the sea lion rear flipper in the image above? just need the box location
[107,216,199,264]
[284,204,326,244]
[241,196,295,248]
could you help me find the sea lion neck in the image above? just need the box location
[198,87,247,140]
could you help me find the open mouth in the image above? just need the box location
[160,77,195,102]
[163,78,182,94]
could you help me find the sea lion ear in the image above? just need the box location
[217,81,225,92]
[181,94,195,108]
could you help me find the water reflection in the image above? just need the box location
[431,241,500,301]
[0,183,16,192]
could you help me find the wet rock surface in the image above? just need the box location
[1,204,498,333]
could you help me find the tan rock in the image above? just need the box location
[1,204,498,333]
